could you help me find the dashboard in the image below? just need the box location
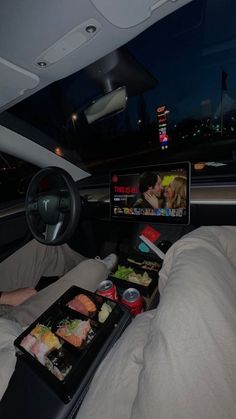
[79,184,236,206]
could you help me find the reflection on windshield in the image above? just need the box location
[7,0,236,174]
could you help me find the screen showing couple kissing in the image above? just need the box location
[110,161,190,225]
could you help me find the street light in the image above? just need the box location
[55,147,63,157]
[71,113,78,129]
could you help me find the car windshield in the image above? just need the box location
[5,0,236,177]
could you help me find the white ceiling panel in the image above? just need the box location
[0,0,193,111]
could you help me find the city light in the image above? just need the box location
[55,147,63,156]
[71,113,78,129]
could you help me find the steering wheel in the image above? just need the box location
[25,167,81,245]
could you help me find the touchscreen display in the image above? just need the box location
[110,161,190,224]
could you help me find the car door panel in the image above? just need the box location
[0,204,31,261]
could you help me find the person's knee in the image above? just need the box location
[55,258,109,292]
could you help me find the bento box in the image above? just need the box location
[109,253,161,297]
[14,286,131,403]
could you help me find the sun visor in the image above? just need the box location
[91,0,192,29]
[0,57,39,107]
[84,86,127,124]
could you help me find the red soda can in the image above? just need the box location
[96,279,118,301]
[121,288,143,316]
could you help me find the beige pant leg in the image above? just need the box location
[0,239,86,292]
[9,259,108,327]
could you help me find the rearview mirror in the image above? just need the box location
[84,86,127,124]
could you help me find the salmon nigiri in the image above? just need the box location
[56,319,91,348]
[68,294,96,315]
[77,294,96,313]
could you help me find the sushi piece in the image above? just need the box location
[40,330,61,350]
[31,324,49,338]
[68,297,89,316]
[45,349,72,381]
[22,324,61,365]
[77,294,96,312]
[68,294,97,316]
[56,319,92,348]
[30,340,50,365]
[58,334,83,347]
[30,324,61,351]
[21,334,37,351]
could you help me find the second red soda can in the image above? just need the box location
[121,288,143,316]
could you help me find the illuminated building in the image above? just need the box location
[156,105,169,150]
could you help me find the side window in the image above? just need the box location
[0,152,39,205]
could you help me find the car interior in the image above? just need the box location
[0,0,236,418]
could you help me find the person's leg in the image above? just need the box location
[9,259,109,327]
[0,239,86,292]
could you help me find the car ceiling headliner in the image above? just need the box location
[0,0,192,112]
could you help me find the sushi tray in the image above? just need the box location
[14,286,131,403]
[109,253,161,297]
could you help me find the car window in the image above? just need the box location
[0,152,38,206]
[5,0,236,178]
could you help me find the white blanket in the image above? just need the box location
[0,318,22,400]
[77,226,236,419]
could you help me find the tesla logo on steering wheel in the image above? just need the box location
[43,199,50,211]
